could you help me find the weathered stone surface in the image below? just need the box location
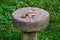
[12,7,49,32]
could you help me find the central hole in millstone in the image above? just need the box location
[21,12,36,18]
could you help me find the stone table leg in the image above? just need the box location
[21,32,37,40]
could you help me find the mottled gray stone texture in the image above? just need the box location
[12,7,49,32]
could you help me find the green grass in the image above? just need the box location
[0,0,60,40]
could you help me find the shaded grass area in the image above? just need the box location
[0,0,60,40]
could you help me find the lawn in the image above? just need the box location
[0,0,60,40]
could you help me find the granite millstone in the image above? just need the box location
[12,7,49,32]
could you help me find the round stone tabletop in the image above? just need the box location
[12,7,49,32]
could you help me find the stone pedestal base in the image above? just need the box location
[21,32,37,40]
